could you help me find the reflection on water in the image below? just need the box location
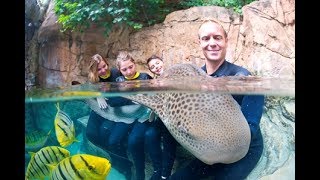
[25,76,294,103]
[25,77,295,180]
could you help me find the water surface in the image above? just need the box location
[25,76,295,102]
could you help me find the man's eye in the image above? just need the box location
[215,36,222,40]
[201,36,209,41]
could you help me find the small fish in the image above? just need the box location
[54,102,79,147]
[49,154,111,180]
[60,91,102,97]
[25,130,51,151]
[25,146,70,180]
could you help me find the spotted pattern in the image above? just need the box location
[125,63,251,165]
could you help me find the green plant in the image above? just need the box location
[179,0,255,14]
[54,0,255,36]
[54,0,171,36]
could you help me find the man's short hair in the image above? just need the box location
[198,19,228,39]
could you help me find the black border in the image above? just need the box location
[18,1,302,179]
[295,0,313,179]
[4,0,25,178]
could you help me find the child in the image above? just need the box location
[145,55,177,180]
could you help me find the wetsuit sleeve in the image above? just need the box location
[241,95,265,136]
[110,68,121,81]
[116,76,125,82]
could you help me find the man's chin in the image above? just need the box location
[205,53,219,59]
[206,57,221,61]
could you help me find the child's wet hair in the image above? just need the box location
[116,51,135,69]
[146,55,163,64]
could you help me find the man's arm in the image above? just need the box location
[241,95,265,136]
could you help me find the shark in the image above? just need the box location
[121,63,251,165]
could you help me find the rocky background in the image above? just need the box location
[25,0,295,179]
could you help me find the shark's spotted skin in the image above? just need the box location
[124,63,251,165]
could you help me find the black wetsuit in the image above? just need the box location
[116,72,153,180]
[170,60,265,180]
[85,68,135,179]
[86,68,121,149]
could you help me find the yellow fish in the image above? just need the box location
[54,102,78,147]
[25,146,70,180]
[60,91,102,97]
[25,130,51,151]
[49,154,111,180]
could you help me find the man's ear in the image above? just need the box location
[225,37,228,48]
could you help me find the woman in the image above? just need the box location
[86,54,133,180]
[145,55,177,180]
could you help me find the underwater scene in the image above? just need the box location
[25,76,295,180]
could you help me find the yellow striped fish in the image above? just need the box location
[60,91,102,97]
[25,146,70,180]
[54,102,78,147]
[25,130,51,151]
[49,154,111,180]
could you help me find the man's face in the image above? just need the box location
[198,22,228,62]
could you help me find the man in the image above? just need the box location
[170,20,265,180]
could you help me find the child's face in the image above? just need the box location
[97,60,109,76]
[119,60,136,78]
[148,58,164,76]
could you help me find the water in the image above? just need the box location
[25,76,294,103]
[25,76,295,180]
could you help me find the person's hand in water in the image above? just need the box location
[97,97,108,109]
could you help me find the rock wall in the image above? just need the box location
[25,0,294,88]
[25,0,50,88]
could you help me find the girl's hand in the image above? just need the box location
[149,111,156,122]
[97,97,108,109]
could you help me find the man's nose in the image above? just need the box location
[208,37,217,45]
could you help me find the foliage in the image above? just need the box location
[54,0,255,36]
[179,0,256,14]
[54,0,171,35]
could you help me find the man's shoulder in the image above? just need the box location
[226,61,251,76]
